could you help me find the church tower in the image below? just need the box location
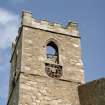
[7,11,84,105]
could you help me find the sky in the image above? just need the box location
[0,0,105,105]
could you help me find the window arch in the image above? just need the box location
[46,41,59,64]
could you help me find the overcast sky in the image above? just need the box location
[0,0,105,105]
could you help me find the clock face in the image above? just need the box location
[45,63,62,78]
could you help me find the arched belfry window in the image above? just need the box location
[46,41,59,64]
[45,41,62,79]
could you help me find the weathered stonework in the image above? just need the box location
[19,73,80,105]
[78,78,105,105]
[7,11,84,105]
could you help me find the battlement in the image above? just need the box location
[10,11,80,62]
[21,10,79,37]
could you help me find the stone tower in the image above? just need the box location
[7,11,84,105]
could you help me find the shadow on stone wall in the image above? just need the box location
[78,78,105,105]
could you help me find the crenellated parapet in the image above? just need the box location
[11,10,80,62]
[21,10,79,37]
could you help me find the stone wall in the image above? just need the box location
[21,26,84,83]
[19,15,84,104]
[7,27,23,105]
[19,73,80,105]
[7,76,20,105]
[78,78,105,105]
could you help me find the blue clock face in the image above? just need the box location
[45,63,62,78]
